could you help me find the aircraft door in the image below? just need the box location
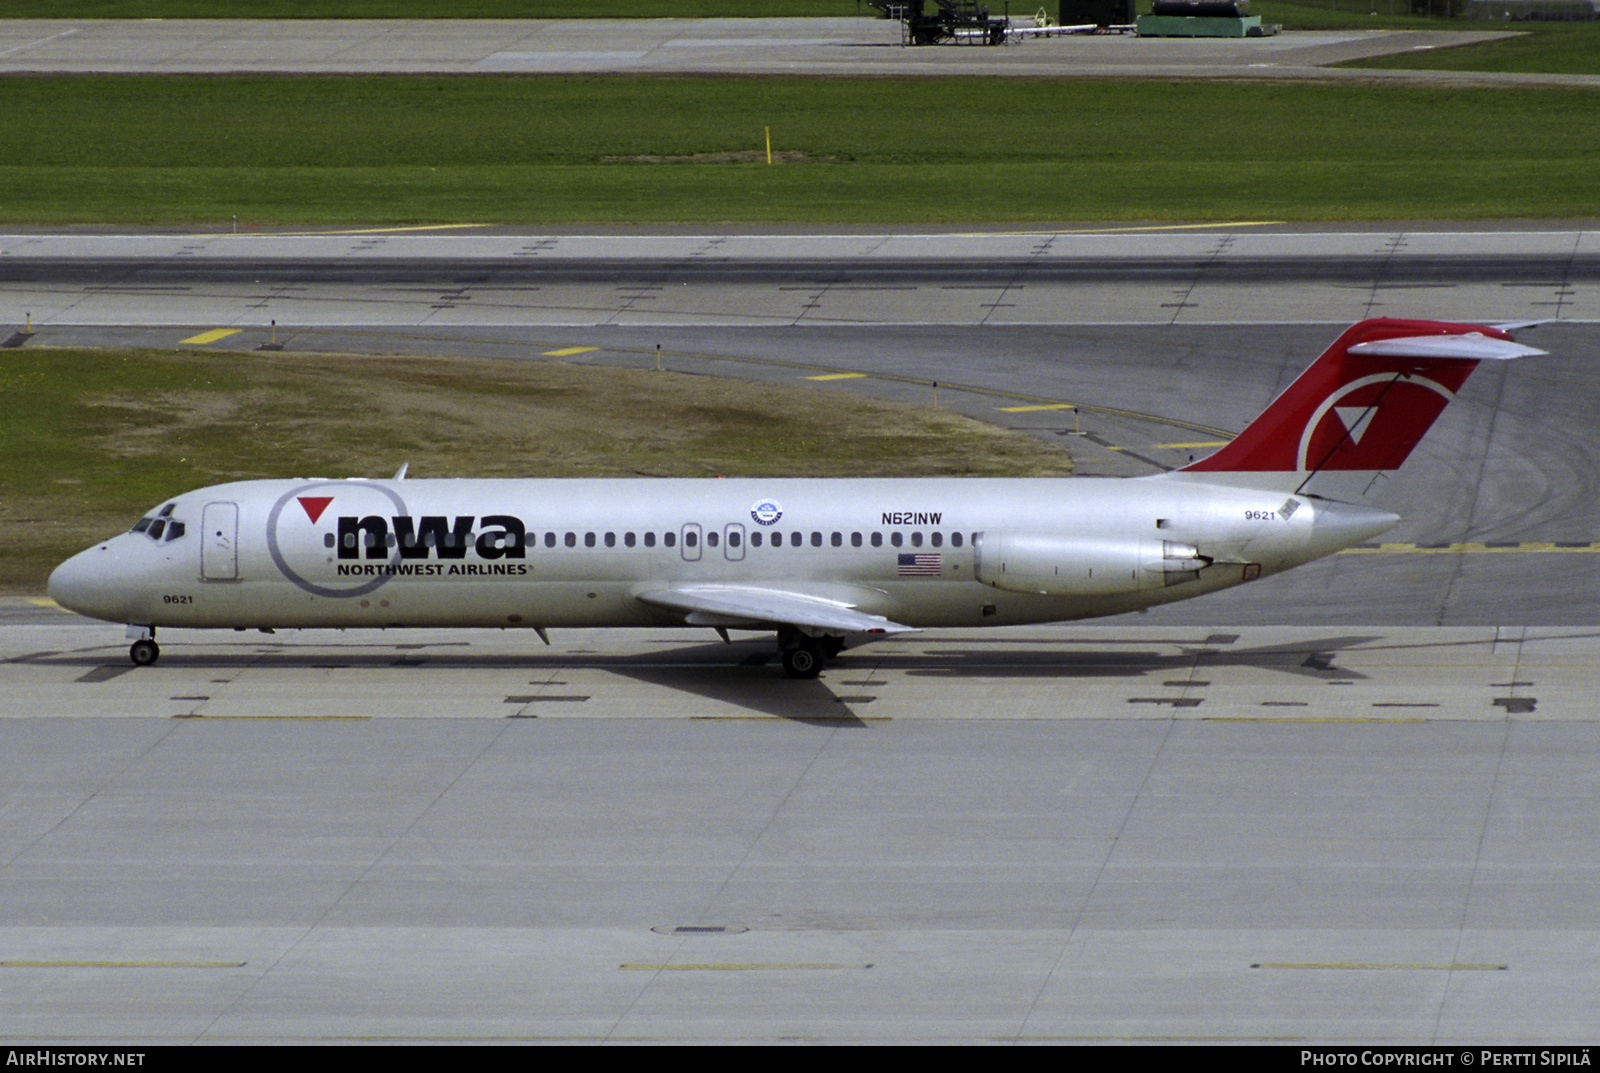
[201,502,239,581]
[680,523,702,562]
[724,523,745,561]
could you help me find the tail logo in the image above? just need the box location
[1297,373,1454,474]
[1332,407,1375,445]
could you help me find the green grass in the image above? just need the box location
[2,76,1597,223]
[1254,1,1600,74]
[1340,20,1600,74]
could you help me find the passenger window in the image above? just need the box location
[707,531,719,548]
[810,532,822,547]
[910,532,923,548]
[751,532,763,548]
[604,532,616,548]
[665,532,676,548]
[565,533,577,548]
[890,532,903,547]
[830,532,842,547]
[791,532,803,548]
[684,531,697,548]
[644,532,656,548]
[851,532,862,547]
[870,532,882,547]
[951,532,963,548]
[585,533,596,548]
[624,532,635,547]
[931,532,943,547]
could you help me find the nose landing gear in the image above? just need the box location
[127,627,159,667]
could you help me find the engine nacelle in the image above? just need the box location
[973,530,1210,596]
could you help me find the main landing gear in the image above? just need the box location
[777,631,845,680]
[127,627,159,667]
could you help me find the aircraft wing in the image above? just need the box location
[635,584,916,636]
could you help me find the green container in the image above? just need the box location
[1135,13,1266,35]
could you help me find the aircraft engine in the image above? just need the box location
[973,530,1211,596]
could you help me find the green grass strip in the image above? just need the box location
[1,76,1597,223]
[1340,21,1600,75]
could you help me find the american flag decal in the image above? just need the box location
[897,552,942,577]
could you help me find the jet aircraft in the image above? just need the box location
[48,318,1543,678]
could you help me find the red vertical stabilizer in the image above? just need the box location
[1177,318,1542,500]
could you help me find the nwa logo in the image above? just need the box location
[268,482,530,600]
[336,514,527,560]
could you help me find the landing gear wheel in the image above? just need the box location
[129,638,160,667]
[780,641,823,680]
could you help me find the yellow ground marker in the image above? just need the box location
[1252,962,1505,971]
[2,959,246,968]
[806,373,867,381]
[180,328,241,346]
[170,715,371,721]
[620,963,855,971]
[543,346,599,357]
[1339,542,1600,555]
[223,224,491,237]
[999,402,1076,412]
[962,221,1285,237]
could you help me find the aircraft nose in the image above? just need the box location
[49,542,139,623]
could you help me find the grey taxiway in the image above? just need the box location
[2,18,1598,1046]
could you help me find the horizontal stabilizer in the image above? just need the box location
[1349,333,1546,362]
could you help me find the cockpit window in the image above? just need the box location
[130,503,188,543]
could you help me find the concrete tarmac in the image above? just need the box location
[3,614,1599,1043]
[0,17,1580,87]
[6,227,1599,327]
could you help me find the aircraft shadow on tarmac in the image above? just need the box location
[20,632,1448,724]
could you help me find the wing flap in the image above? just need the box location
[636,584,915,636]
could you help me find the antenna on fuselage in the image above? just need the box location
[393,463,409,480]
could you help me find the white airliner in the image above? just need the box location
[49,318,1543,678]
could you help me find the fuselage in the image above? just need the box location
[47,474,1397,635]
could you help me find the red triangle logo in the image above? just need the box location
[298,496,333,524]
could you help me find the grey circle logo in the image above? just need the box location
[266,481,410,599]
